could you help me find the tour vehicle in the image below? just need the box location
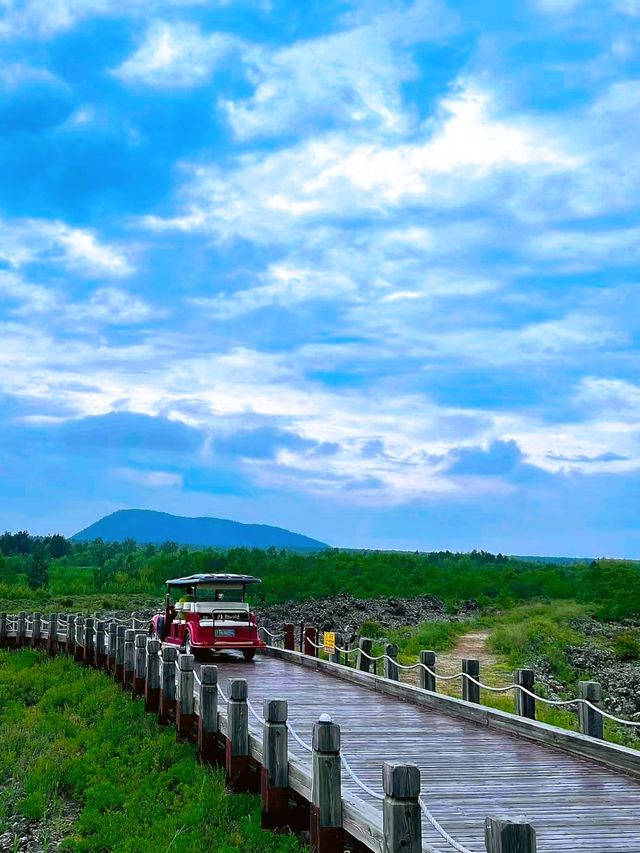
[149,572,266,661]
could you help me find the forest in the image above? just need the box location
[1,531,639,620]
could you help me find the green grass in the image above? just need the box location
[0,650,305,853]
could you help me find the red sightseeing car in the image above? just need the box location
[149,572,266,661]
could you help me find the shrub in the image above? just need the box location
[613,632,640,661]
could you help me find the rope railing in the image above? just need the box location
[419,797,473,853]
[294,630,640,730]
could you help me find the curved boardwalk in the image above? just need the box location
[201,653,640,853]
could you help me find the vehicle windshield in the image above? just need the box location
[195,585,245,603]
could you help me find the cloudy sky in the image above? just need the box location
[1,0,639,555]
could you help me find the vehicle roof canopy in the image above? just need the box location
[165,573,261,588]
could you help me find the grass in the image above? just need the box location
[0,649,305,853]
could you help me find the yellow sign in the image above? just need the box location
[324,631,336,653]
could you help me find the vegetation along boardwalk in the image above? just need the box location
[3,613,640,852]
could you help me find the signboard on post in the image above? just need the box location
[323,631,336,654]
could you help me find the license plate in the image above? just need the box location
[215,629,235,637]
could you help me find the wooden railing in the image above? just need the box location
[0,611,573,853]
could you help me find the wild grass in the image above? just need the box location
[0,650,305,853]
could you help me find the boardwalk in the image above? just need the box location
[204,652,640,853]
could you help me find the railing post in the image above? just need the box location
[299,621,304,653]
[515,669,536,720]
[144,638,161,712]
[158,645,177,724]
[47,613,58,655]
[133,634,147,697]
[123,628,135,689]
[197,665,219,764]
[65,613,75,653]
[578,681,604,739]
[31,612,41,647]
[261,699,289,829]
[176,653,195,739]
[419,651,436,692]
[94,620,106,668]
[226,678,252,790]
[114,625,125,682]
[0,613,6,646]
[284,623,295,651]
[83,617,95,664]
[384,643,399,681]
[74,615,84,661]
[485,816,537,852]
[357,637,372,673]
[107,623,117,672]
[16,611,26,647]
[304,625,318,657]
[311,714,342,852]
[462,658,480,704]
[330,633,343,665]
[383,762,421,853]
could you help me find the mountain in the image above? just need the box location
[72,509,330,550]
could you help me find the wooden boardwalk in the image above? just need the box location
[203,652,640,853]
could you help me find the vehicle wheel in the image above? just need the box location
[184,632,192,656]
[242,648,256,662]
[154,616,165,641]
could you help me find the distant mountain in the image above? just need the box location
[72,509,330,551]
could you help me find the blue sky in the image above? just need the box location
[1,0,639,555]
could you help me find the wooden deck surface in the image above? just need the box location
[197,652,640,853]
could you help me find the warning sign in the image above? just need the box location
[323,631,336,653]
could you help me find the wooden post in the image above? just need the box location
[304,625,318,657]
[261,698,289,829]
[107,623,117,672]
[47,613,58,655]
[65,613,75,653]
[83,617,95,665]
[384,643,399,681]
[73,615,84,661]
[0,613,5,646]
[176,653,195,739]
[485,816,537,852]
[123,628,135,689]
[284,623,295,651]
[226,679,253,790]
[197,665,219,764]
[357,637,373,673]
[578,681,604,739]
[311,714,342,852]
[419,651,437,692]
[114,625,125,682]
[31,612,41,647]
[144,638,161,712]
[94,620,106,668]
[515,670,536,720]
[462,659,480,704]
[383,762,421,853]
[133,634,147,697]
[158,645,177,724]
[16,611,26,647]
[330,633,343,665]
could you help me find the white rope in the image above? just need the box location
[286,722,313,753]
[262,628,284,639]
[247,697,264,725]
[217,683,229,703]
[193,671,201,686]
[419,797,473,853]
[340,752,384,801]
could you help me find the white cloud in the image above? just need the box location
[112,467,183,488]
[0,217,133,277]
[114,21,238,88]
[145,84,575,243]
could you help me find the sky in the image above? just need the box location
[0,0,639,555]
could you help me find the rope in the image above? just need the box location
[262,628,284,639]
[246,698,264,725]
[217,683,229,703]
[419,797,473,853]
[340,752,384,801]
[287,722,313,753]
